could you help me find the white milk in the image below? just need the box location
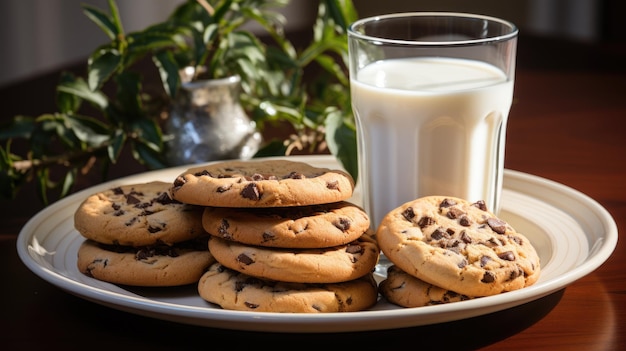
[351,57,513,228]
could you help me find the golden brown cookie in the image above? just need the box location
[207,232,379,284]
[379,265,473,307]
[377,196,541,297]
[77,237,215,287]
[170,159,354,207]
[198,262,379,312]
[74,181,206,246]
[202,201,370,248]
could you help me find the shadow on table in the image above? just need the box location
[37,287,564,350]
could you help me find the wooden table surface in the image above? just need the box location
[1,35,625,350]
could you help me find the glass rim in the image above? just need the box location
[348,12,519,46]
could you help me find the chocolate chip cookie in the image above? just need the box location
[74,181,206,246]
[377,196,541,297]
[77,237,215,286]
[379,265,474,307]
[207,232,379,284]
[170,159,354,207]
[198,262,378,312]
[202,201,370,249]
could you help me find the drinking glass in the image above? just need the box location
[348,12,518,228]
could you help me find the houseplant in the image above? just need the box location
[0,0,358,204]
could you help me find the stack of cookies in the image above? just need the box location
[376,195,541,307]
[74,181,215,287]
[169,159,380,313]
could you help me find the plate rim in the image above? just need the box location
[16,155,618,332]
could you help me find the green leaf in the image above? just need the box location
[212,0,234,23]
[82,3,118,40]
[153,51,181,98]
[66,114,111,148]
[125,30,180,64]
[87,46,122,90]
[107,129,126,163]
[324,109,358,182]
[203,23,219,47]
[35,167,50,205]
[56,72,82,113]
[315,53,348,86]
[131,118,162,152]
[57,78,109,110]
[60,168,77,198]
[325,0,359,31]
[168,0,203,23]
[131,140,166,169]
[114,71,142,118]
[106,0,125,38]
[0,116,36,140]
[253,139,288,158]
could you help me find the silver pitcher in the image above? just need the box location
[164,73,261,166]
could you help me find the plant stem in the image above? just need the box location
[196,0,215,15]
[12,143,110,175]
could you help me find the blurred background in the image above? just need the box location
[0,0,623,88]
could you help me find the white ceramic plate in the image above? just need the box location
[17,155,617,333]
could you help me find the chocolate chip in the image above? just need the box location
[218,219,232,239]
[126,194,140,205]
[173,176,186,188]
[326,180,339,190]
[444,240,459,251]
[447,207,465,219]
[136,244,178,260]
[240,183,261,201]
[417,216,434,228]
[194,170,211,177]
[509,236,523,245]
[334,218,351,232]
[498,251,515,261]
[113,210,125,216]
[480,255,491,267]
[439,198,457,208]
[237,253,255,265]
[134,202,151,209]
[460,231,472,243]
[487,218,507,234]
[148,225,162,233]
[285,171,304,179]
[345,244,364,255]
[402,207,416,221]
[251,173,265,181]
[457,258,467,269]
[217,184,232,193]
[112,187,124,195]
[244,302,259,309]
[155,192,178,205]
[431,228,448,240]
[459,215,472,226]
[482,237,501,247]
[125,217,138,226]
[472,200,488,211]
[262,232,276,242]
[481,271,496,283]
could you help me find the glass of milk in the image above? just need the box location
[348,13,518,229]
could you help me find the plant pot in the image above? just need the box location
[164,73,262,166]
